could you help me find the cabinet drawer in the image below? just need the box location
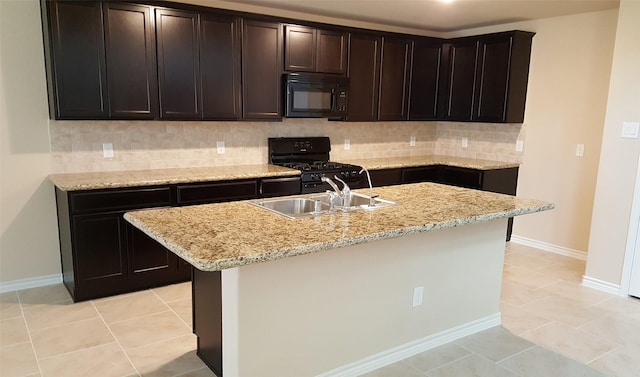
[369,169,402,187]
[440,167,482,189]
[260,177,301,198]
[402,166,440,184]
[70,187,173,214]
[177,180,258,205]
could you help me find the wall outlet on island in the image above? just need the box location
[102,143,114,159]
[412,286,424,307]
[217,141,225,154]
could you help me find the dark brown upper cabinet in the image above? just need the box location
[378,36,413,120]
[242,19,283,120]
[42,1,108,119]
[284,25,347,75]
[408,38,444,120]
[443,39,479,121]
[103,3,158,119]
[156,9,242,120]
[346,33,382,121]
[200,14,242,120]
[443,31,534,123]
[155,9,201,119]
[474,31,534,123]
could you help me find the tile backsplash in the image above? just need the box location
[49,118,524,173]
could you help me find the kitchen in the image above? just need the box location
[1,0,639,376]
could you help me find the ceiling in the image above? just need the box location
[212,0,619,33]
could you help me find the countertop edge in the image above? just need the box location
[124,201,553,272]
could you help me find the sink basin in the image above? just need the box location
[342,192,396,210]
[251,192,395,219]
[252,197,331,219]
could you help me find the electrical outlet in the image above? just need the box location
[344,139,351,150]
[515,140,524,152]
[410,136,416,147]
[576,144,585,157]
[102,143,114,158]
[412,286,424,307]
[462,137,468,148]
[217,141,225,154]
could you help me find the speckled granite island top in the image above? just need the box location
[48,164,299,191]
[124,182,552,271]
[344,155,519,170]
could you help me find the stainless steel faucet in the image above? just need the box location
[321,176,350,207]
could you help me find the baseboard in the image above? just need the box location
[582,275,623,296]
[510,235,587,261]
[0,274,63,294]
[315,313,502,377]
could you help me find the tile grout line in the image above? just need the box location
[149,288,192,330]
[16,291,44,377]
[90,300,142,377]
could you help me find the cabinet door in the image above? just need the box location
[242,20,282,119]
[378,37,412,120]
[409,38,443,120]
[156,9,201,119]
[473,35,512,122]
[44,1,107,119]
[200,14,242,119]
[444,40,478,121]
[316,29,347,74]
[128,225,175,283]
[103,3,157,119]
[72,213,126,285]
[284,25,316,72]
[347,33,382,121]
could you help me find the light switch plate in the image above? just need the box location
[622,122,640,139]
[576,144,585,157]
[413,286,424,307]
[217,141,225,154]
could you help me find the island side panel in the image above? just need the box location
[221,219,508,377]
[192,270,222,376]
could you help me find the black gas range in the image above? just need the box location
[268,137,364,194]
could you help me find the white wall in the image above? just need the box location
[586,0,640,287]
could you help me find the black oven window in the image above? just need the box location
[293,90,331,111]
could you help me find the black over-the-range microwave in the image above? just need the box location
[283,73,349,119]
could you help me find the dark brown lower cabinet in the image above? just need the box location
[369,165,518,240]
[55,176,301,302]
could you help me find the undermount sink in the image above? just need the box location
[251,192,395,219]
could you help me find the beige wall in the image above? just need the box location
[586,0,640,286]
[0,0,623,287]
[0,0,61,285]
[447,10,618,255]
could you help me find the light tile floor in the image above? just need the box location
[1,242,640,377]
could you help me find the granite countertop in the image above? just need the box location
[48,164,299,191]
[343,155,519,170]
[124,182,552,272]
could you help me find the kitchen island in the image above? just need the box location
[124,182,552,377]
